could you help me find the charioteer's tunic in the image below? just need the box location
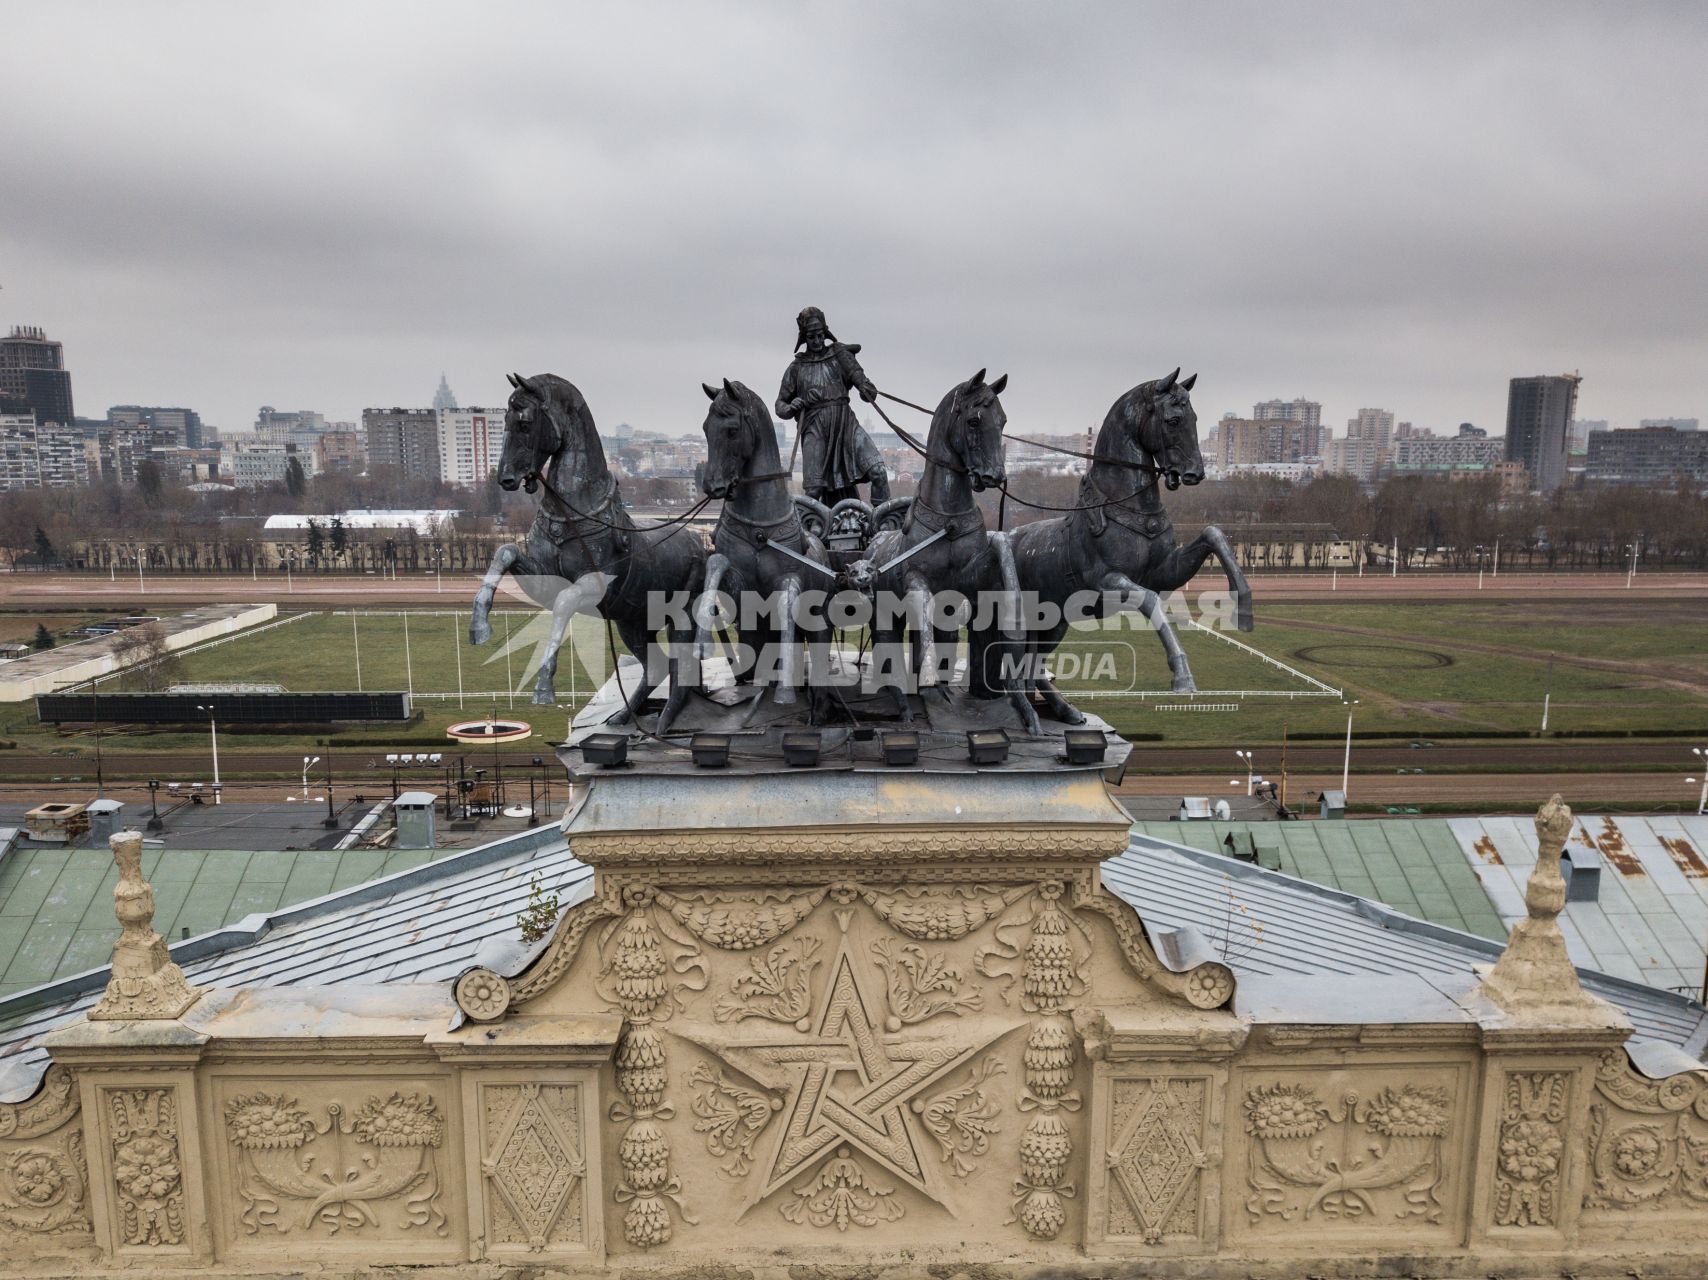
[776,342,885,501]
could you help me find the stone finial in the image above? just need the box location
[88,830,203,1021]
[1480,794,1601,1020]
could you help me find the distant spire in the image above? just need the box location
[432,373,458,412]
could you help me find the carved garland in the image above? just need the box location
[603,890,697,1248]
[977,879,1085,1240]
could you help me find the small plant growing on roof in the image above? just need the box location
[517,875,560,943]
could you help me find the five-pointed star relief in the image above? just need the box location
[674,935,1020,1214]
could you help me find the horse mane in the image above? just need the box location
[528,373,607,474]
[1092,380,1157,465]
[529,374,593,430]
[721,380,782,466]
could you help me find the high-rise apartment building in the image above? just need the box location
[108,405,205,449]
[362,408,441,481]
[0,414,92,489]
[315,427,364,473]
[436,407,501,486]
[1213,418,1325,471]
[1504,374,1581,493]
[0,326,74,426]
[432,375,459,413]
[1324,407,1396,481]
[1585,426,1708,486]
[1252,398,1322,430]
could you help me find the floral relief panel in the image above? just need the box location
[1232,1067,1464,1241]
[212,1077,458,1259]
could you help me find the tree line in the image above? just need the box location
[4,464,1706,573]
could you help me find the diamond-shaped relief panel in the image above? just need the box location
[483,1084,586,1252]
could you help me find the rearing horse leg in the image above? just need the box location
[470,542,521,644]
[532,572,609,706]
[990,532,1042,736]
[1102,571,1195,694]
[1149,527,1254,632]
[692,553,732,663]
[613,615,660,724]
[904,573,937,689]
[1029,620,1085,724]
[772,574,802,706]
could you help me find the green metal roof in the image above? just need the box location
[0,843,462,997]
[1132,819,1509,942]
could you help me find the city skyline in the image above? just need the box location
[3,5,1706,437]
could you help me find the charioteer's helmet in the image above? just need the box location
[795,306,836,350]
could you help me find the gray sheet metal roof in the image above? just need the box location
[0,820,1701,1102]
[0,823,586,1100]
[1120,831,1708,1056]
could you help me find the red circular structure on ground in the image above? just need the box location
[446,718,533,743]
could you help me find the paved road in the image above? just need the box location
[1,739,1699,786]
[1114,769,1705,812]
[3,570,1704,608]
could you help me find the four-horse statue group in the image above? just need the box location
[468,307,1252,739]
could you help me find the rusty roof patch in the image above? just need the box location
[1660,835,1708,879]
[1472,835,1503,865]
[1592,818,1646,877]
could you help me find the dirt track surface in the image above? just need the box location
[2,570,1703,609]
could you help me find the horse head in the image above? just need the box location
[937,368,1010,492]
[500,372,605,498]
[1137,368,1202,490]
[699,378,773,499]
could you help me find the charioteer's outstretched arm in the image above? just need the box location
[838,344,879,402]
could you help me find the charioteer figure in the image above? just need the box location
[776,306,891,506]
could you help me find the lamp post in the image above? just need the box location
[322,753,338,827]
[301,755,320,800]
[1235,749,1254,797]
[1341,700,1360,800]
[1692,748,1707,816]
[1627,540,1640,590]
[196,704,220,803]
[146,779,163,832]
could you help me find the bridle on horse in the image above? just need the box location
[518,391,713,536]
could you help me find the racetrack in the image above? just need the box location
[1,569,1703,609]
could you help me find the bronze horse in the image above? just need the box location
[1000,369,1253,723]
[469,373,706,723]
[867,369,1040,734]
[694,378,838,721]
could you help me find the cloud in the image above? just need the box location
[1,1,1703,434]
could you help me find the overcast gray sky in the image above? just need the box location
[3,1,1704,437]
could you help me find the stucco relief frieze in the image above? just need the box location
[1242,1081,1452,1226]
[223,1090,449,1237]
[1584,1049,1708,1213]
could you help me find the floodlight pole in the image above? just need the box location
[1694,748,1707,816]
[197,704,220,803]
